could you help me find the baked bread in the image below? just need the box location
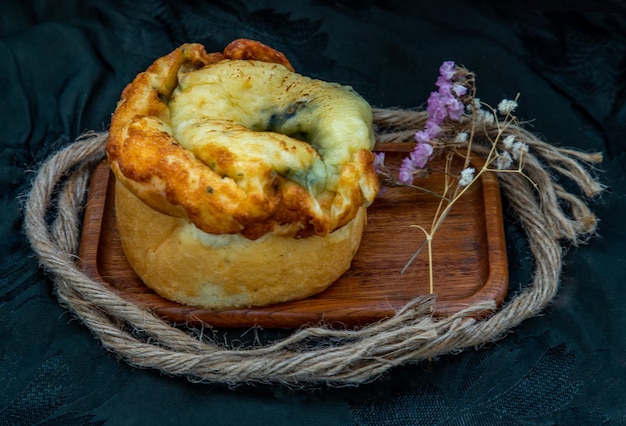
[106,39,378,310]
[115,181,367,310]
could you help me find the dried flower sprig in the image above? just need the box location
[373,61,535,294]
[392,61,474,185]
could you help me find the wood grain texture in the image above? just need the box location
[78,147,508,329]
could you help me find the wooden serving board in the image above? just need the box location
[78,144,508,329]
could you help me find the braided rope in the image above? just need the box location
[23,108,603,386]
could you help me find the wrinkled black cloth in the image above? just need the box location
[1,1,625,424]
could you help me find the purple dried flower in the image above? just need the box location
[435,75,452,91]
[415,119,443,146]
[398,142,433,185]
[394,60,469,188]
[426,86,465,124]
[414,130,429,145]
[410,142,434,169]
[439,61,456,80]
[373,152,386,170]
[398,157,417,185]
[452,83,467,97]
[426,91,448,124]
[424,120,443,135]
[446,96,465,121]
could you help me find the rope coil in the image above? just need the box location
[23,108,603,386]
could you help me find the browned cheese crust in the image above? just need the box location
[106,39,379,310]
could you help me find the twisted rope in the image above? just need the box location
[23,107,603,386]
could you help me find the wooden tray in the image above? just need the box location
[78,144,508,328]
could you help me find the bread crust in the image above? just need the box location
[115,180,366,310]
[107,40,377,310]
[107,41,378,239]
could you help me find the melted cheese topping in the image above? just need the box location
[108,43,379,239]
[168,60,375,197]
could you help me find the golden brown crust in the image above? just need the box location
[107,39,378,309]
[107,39,378,239]
[223,38,294,71]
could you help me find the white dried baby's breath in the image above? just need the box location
[455,132,468,142]
[459,167,475,187]
[497,99,518,115]
[502,135,516,149]
[466,97,482,113]
[496,151,513,170]
[477,109,494,125]
[512,141,529,160]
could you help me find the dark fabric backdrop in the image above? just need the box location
[1,1,625,424]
